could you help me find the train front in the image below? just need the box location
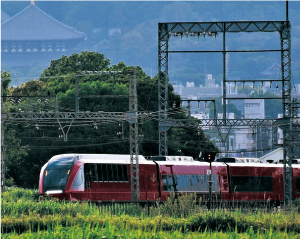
[39,155,80,200]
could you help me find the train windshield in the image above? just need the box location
[43,157,75,194]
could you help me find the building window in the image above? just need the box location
[230,176,273,192]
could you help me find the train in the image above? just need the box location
[39,154,300,205]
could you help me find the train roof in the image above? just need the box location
[49,154,217,166]
[48,154,300,168]
[49,154,152,165]
[226,163,283,167]
[149,156,194,162]
[155,161,225,166]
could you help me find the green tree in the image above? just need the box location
[4,52,219,188]
[2,71,31,186]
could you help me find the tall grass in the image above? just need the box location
[2,188,300,237]
[2,223,300,239]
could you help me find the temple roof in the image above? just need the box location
[1,4,85,41]
[260,63,281,77]
[1,10,11,23]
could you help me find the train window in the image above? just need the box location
[71,165,84,190]
[162,175,171,192]
[230,176,273,192]
[84,164,98,182]
[122,165,128,182]
[162,174,219,192]
[97,164,108,182]
[106,164,112,182]
[296,178,300,194]
[117,164,123,182]
[112,164,119,182]
[97,164,103,182]
[95,164,128,182]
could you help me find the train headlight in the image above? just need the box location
[45,190,63,195]
[45,171,48,176]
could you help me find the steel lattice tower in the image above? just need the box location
[157,20,293,205]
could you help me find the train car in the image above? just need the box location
[155,160,228,201]
[40,154,160,202]
[293,164,300,200]
[224,163,284,203]
[39,154,229,202]
[39,153,299,204]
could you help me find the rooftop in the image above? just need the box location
[1,4,85,41]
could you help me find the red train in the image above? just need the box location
[39,154,300,204]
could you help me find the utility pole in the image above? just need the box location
[75,73,80,115]
[79,70,140,200]
[1,95,6,192]
[128,70,139,201]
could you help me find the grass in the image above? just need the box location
[2,187,300,238]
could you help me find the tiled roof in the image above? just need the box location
[1,5,85,41]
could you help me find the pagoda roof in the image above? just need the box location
[94,39,111,47]
[1,10,11,23]
[260,63,281,76]
[1,4,85,41]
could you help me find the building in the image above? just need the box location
[1,3,85,71]
[244,99,265,119]
[1,10,11,23]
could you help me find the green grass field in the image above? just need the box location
[2,188,300,238]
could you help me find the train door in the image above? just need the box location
[83,163,95,200]
[139,164,160,201]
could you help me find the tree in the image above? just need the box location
[2,71,31,186]
[4,52,219,188]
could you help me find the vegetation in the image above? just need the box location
[2,188,300,238]
[1,52,219,189]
